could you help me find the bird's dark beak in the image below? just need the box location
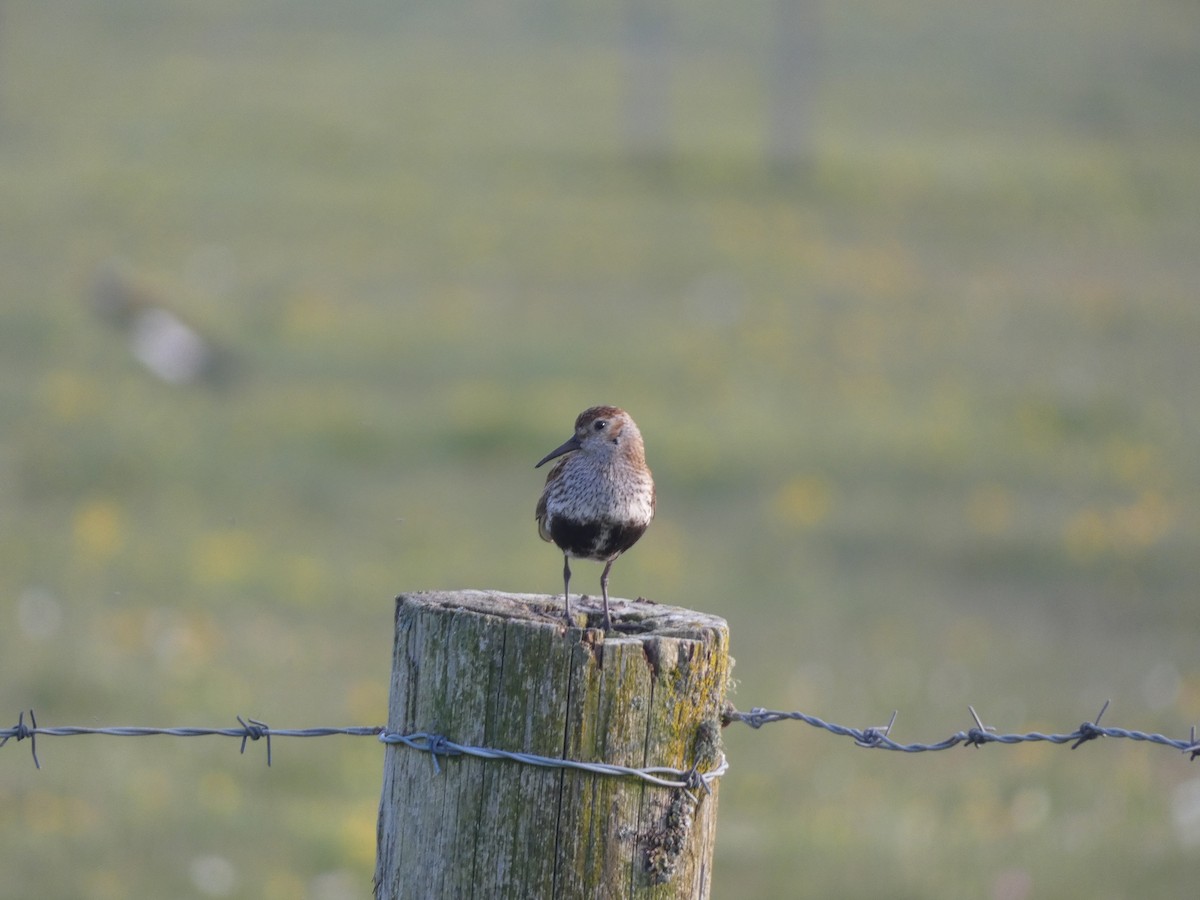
[535,435,581,468]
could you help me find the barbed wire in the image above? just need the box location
[0,709,724,798]
[721,700,1200,759]
[0,710,384,769]
[4,700,1198,787]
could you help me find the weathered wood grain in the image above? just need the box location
[375,591,730,900]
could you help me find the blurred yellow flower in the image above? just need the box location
[286,553,329,605]
[1178,674,1200,712]
[1063,508,1110,563]
[190,529,258,584]
[24,789,100,837]
[144,609,221,671]
[1111,490,1173,552]
[263,872,307,900]
[198,771,242,816]
[101,608,148,654]
[83,869,128,900]
[24,789,68,835]
[1104,438,1159,486]
[346,678,388,723]
[639,519,683,588]
[282,291,339,339]
[72,497,125,564]
[128,768,173,816]
[42,369,99,422]
[1063,491,1173,562]
[772,475,833,528]
[340,809,377,866]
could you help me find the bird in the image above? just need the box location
[535,406,656,631]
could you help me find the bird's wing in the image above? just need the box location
[535,490,552,542]
[534,458,569,543]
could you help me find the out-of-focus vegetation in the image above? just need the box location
[2,2,1199,897]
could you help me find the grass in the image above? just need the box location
[2,1,1200,897]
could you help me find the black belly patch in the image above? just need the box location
[549,516,648,561]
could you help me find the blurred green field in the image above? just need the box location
[2,2,1200,897]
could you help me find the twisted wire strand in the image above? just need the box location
[722,701,1200,758]
[378,730,726,796]
[0,710,725,797]
[5,700,1198,780]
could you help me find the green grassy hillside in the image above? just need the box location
[2,2,1199,896]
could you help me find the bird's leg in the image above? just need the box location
[562,554,572,624]
[599,558,615,631]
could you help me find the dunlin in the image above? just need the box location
[535,406,656,630]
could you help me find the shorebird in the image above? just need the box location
[535,406,656,630]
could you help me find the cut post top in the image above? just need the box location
[396,589,728,640]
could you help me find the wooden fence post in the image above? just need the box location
[374,590,730,899]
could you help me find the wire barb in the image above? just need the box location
[1185,726,1200,762]
[856,710,898,749]
[1070,700,1110,750]
[965,705,996,749]
[420,733,462,775]
[0,710,41,769]
[236,716,272,766]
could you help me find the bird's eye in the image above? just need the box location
[593,420,606,431]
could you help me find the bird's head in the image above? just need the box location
[535,406,644,468]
